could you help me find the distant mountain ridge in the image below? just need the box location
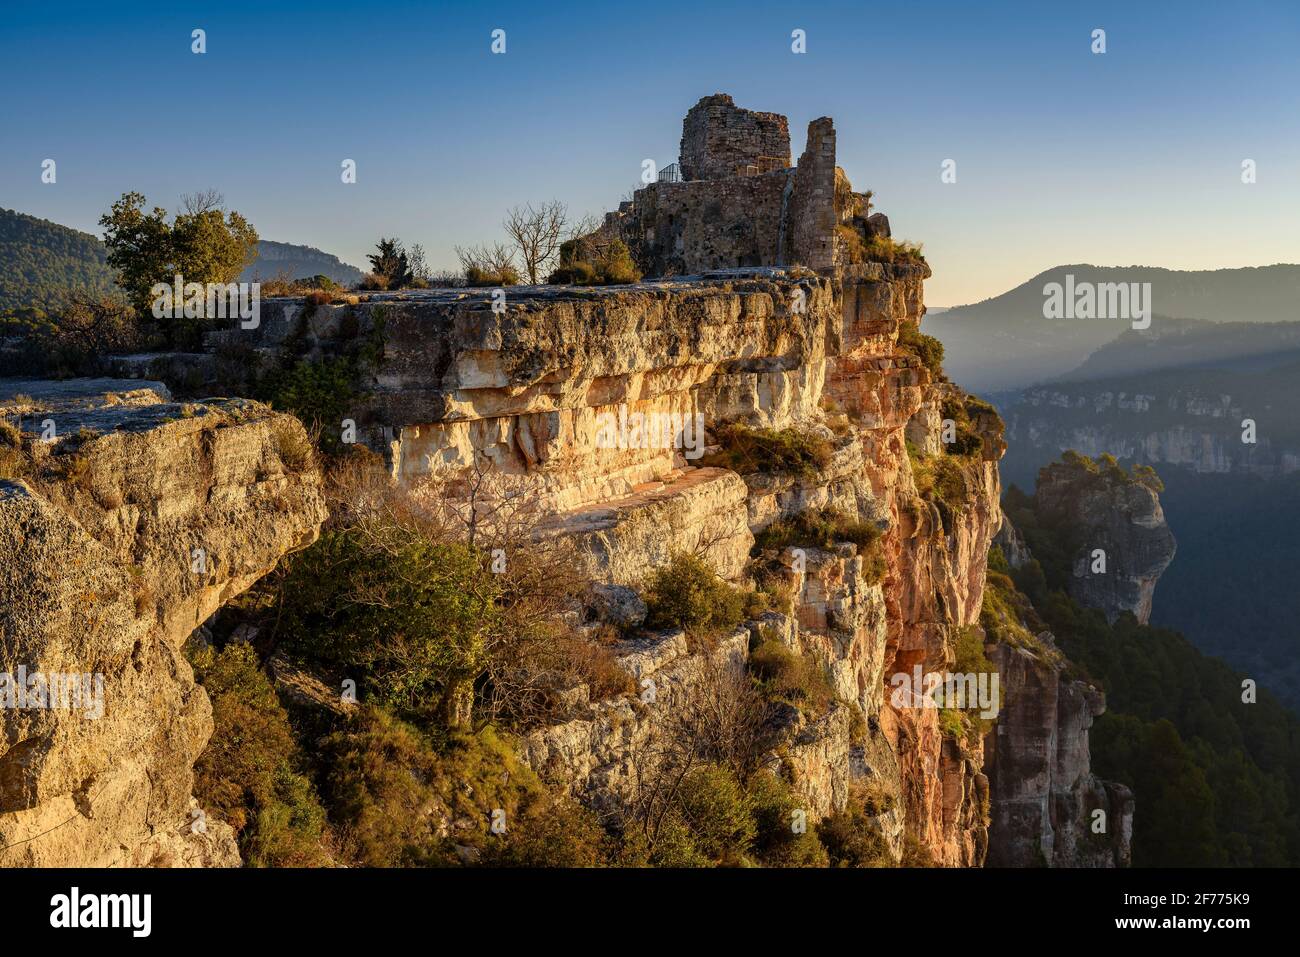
[926,264,1300,392]
[1062,317,1300,381]
[991,316,1300,714]
[239,239,364,285]
[0,208,364,311]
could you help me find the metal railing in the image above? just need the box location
[657,162,681,183]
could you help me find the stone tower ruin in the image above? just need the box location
[679,93,791,181]
[598,93,887,278]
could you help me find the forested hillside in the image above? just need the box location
[1002,483,1300,867]
[0,207,115,310]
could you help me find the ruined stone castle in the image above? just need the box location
[599,93,891,277]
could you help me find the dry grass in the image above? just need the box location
[272,417,315,473]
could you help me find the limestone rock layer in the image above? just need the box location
[0,380,325,866]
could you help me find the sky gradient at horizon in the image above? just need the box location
[1,0,1296,305]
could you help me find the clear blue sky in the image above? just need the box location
[1,0,1296,305]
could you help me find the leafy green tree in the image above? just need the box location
[98,190,258,329]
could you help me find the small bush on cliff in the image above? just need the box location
[648,764,757,867]
[271,416,314,473]
[479,796,612,867]
[752,507,887,583]
[188,641,329,867]
[319,708,610,867]
[748,634,837,714]
[897,321,944,378]
[940,396,989,457]
[642,552,746,639]
[264,356,359,454]
[816,782,896,867]
[548,238,642,286]
[1131,462,1164,493]
[464,264,522,287]
[316,706,449,866]
[746,772,830,866]
[864,235,925,264]
[901,830,936,867]
[0,419,26,479]
[836,226,926,266]
[702,423,834,478]
[754,506,882,554]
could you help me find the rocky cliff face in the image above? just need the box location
[174,257,1002,864]
[983,513,1135,867]
[1032,460,1176,623]
[1004,397,1296,479]
[0,379,325,866]
[984,630,1133,867]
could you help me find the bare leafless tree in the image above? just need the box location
[503,200,568,283]
[407,242,429,281]
[180,188,225,215]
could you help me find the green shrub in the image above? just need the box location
[901,830,936,867]
[847,702,868,745]
[266,356,357,453]
[275,526,500,725]
[465,265,521,287]
[748,636,836,713]
[935,457,967,501]
[750,562,795,614]
[548,239,642,286]
[702,423,834,477]
[658,765,756,866]
[320,709,564,867]
[597,240,642,284]
[1131,463,1165,492]
[939,707,966,739]
[897,321,944,378]
[548,260,598,284]
[837,224,926,265]
[271,416,314,473]
[0,419,28,480]
[864,235,925,264]
[188,642,329,867]
[642,552,746,639]
[318,707,449,866]
[480,797,611,867]
[747,772,829,867]
[816,787,894,867]
[753,507,882,554]
[940,397,987,457]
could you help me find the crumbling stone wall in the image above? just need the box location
[679,93,791,181]
[601,96,858,277]
[787,117,838,273]
[610,172,790,276]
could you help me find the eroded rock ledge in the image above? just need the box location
[0,379,325,866]
[115,258,1008,865]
